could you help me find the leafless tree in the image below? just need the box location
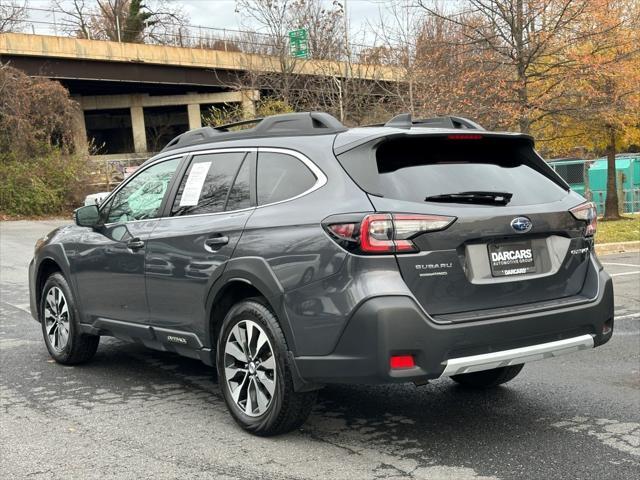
[50,0,94,38]
[0,0,27,33]
[418,0,605,133]
[142,0,190,46]
[369,1,423,115]
[233,0,386,123]
[48,0,189,44]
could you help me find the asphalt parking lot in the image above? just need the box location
[1,220,638,480]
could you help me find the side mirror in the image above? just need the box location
[74,205,100,228]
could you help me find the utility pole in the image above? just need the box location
[343,0,350,63]
[115,0,122,42]
[333,76,344,122]
[342,0,351,122]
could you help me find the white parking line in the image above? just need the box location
[4,302,31,314]
[601,262,640,268]
[616,313,640,320]
[610,271,640,277]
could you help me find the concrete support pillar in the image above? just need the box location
[187,103,202,130]
[130,105,147,153]
[72,106,88,153]
[241,90,259,119]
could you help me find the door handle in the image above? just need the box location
[127,238,145,250]
[204,236,229,249]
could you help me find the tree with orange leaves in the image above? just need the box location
[537,0,640,219]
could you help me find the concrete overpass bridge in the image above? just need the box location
[1,33,397,164]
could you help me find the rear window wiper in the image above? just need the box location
[424,191,513,205]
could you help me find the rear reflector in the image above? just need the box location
[390,355,415,369]
[328,223,356,240]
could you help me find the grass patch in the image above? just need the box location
[596,214,640,244]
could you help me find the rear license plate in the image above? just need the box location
[488,241,535,277]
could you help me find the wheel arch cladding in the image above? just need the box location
[206,257,297,353]
[35,258,64,315]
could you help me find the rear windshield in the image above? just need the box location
[337,136,568,206]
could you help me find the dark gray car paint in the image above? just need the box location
[145,208,254,337]
[367,194,593,316]
[28,127,614,388]
[72,220,158,324]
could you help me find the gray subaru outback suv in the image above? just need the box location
[29,112,614,435]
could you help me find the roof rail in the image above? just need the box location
[162,112,347,152]
[383,113,484,130]
[213,118,264,131]
[162,126,222,151]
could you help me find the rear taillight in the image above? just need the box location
[360,214,395,253]
[570,202,597,236]
[326,213,455,254]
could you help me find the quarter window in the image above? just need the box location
[172,152,251,216]
[103,158,181,224]
[257,152,317,205]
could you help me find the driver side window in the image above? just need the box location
[102,158,181,224]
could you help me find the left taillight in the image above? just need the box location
[326,213,456,254]
[570,202,597,237]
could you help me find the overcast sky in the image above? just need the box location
[180,0,392,34]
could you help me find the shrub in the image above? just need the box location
[0,147,88,216]
[0,64,88,217]
[202,97,295,127]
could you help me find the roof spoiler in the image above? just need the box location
[383,113,484,130]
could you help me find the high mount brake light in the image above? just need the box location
[327,213,456,254]
[569,202,597,237]
[447,134,483,140]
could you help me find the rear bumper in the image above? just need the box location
[440,334,594,377]
[294,266,614,384]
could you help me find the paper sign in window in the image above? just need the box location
[179,162,211,206]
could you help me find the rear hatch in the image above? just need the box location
[336,132,593,321]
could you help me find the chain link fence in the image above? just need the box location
[549,156,640,215]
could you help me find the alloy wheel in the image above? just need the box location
[44,286,70,352]
[224,320,277,417]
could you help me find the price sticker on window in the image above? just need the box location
[179,162,211,206]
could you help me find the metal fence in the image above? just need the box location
[587,189,640,215]
[548,157,640,215]
[4,4,376,62]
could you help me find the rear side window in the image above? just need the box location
[257,152,317,205]
[172,152,251,215]
[337,136,568,206]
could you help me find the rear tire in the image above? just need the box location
[450,364,524,389]
[40,273,99,365]
[217,298,317,436]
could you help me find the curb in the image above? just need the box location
[595,241,640,256]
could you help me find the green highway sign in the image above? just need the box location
[288,29,309,59]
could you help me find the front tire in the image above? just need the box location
[217,299,316,436]
[40,273,99,365]
[450,364,524,389]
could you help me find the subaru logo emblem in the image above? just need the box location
[511,217,532,233]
